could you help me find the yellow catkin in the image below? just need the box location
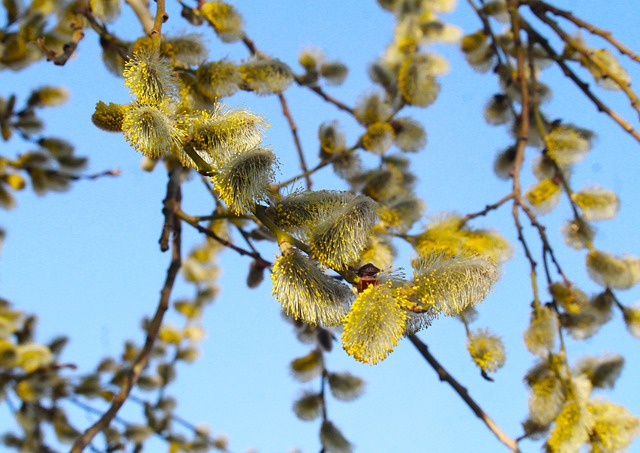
[342,284,407,365]
[271,248,353,326]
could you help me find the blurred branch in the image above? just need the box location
[529,7,640,116]
[524,0,640,64]
[159,168,183,252]
[508,0,541,311]
[295,78,356,115]
[37,6,86,66]
[408,334,521,453]
[71,173,183,453]
[523,24,640,143]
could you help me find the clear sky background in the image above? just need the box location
[1,1,640,452]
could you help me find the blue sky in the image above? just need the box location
[2,1,640,452]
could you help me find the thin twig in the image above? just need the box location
[530,8,640,116]
[150,0,168,46]
[519,203,570,285]
[523,23,640,143]
[71,175,183,453]
[176,209,271,268]
[239,36,313,190]
[525,0,640,63]
[508,0,541,310]
[408,335,521,453]
[295,79,355,116]
[462,193,515,224]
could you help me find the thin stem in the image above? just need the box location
[295,78,355,115]
[408,335,521,453]
[275,159,331,190]
[508,0,540,310]
[239,35,312,190]
[176,209,271,268]
[523,22,640,143]
[519,203,570,285]
[71,175,183,453]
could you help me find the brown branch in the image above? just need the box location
[525,0,640,64]
[519,202,570,285]
[239,36,313,190]
[523,23,640,143]
[408,335,521,453]
[507,0,542,310]
[71,174,183,453]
